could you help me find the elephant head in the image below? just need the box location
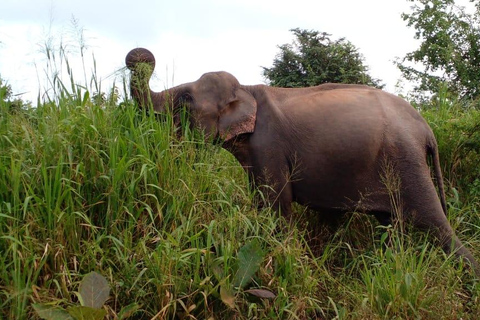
[125,48,257,141]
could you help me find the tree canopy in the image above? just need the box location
[262,28,383,88]
[397,0,480,100]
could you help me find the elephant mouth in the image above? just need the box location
[220,132,249,149]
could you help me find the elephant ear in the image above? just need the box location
[218,88,257,141]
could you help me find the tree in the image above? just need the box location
[0,76,31,112]
[262,28,383,88]
[0,77,12,102]
[397,0,480,100]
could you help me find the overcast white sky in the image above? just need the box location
[0,0,461,103]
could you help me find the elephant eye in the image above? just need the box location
[179,93,193,105]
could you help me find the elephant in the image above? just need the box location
[125,47,479,275]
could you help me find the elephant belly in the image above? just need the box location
[292,173,388,213]
[290,153,390,213]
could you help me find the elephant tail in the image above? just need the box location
[428,141,448,216]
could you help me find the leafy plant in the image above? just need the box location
[32,272,112,320]
[212,240,275,309]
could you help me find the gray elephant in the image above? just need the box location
[125,47,479,275]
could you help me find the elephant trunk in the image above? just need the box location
[126,48,170,112]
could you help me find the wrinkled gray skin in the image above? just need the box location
[126,47,479,275]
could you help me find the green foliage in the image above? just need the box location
[32,304,74,320]
[67,307,106,320]
[360,226,440,319]
[0,95,323,318]
[213,239,274,309]
[0,76,31,113]
[0,76,479,318]
[398,0,480,100]
[0,77,12,101]
[420,84,480,200]
[234,239,265,289]
[262,28,384,88]
[32,272,109,320]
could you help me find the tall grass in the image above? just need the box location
[1,47,480,318]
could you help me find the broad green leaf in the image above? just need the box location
[32,303,74,320]
[67,306,107,320]
[244,289,276,299]
[78,271,110,309]
[233,240,265,289]
[220,285,236,309]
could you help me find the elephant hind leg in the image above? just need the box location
[402,177,480,276]
[426,219,479,276]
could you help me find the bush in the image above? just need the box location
[420,86,480,203]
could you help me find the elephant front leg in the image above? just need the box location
[231,144,294,218]
[251,166,294,219]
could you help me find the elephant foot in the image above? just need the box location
[446,236,480,277]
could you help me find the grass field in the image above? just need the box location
[1,74,480,319]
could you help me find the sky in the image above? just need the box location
[0,0,445,103]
